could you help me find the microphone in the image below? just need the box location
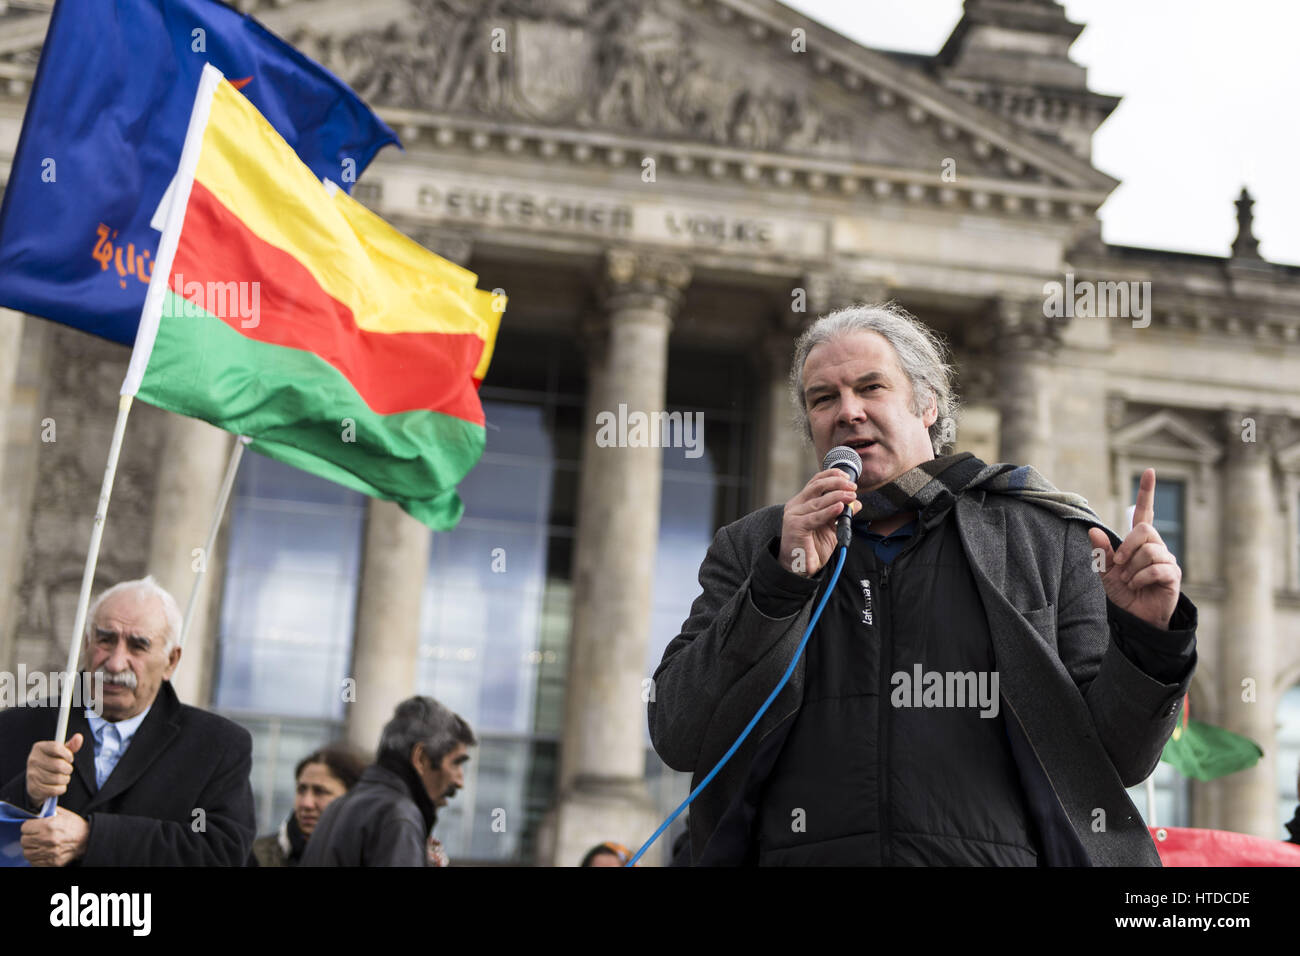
[822,445,862,549]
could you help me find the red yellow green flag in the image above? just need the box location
[124,64,502,529]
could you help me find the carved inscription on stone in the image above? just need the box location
[404,176,829,255]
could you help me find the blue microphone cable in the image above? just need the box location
[626,543,849,866]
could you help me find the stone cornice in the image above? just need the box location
[374,109,1107,218]
[1052,256,1300,339]
[1138,305,1300,344]
[0,0,1118,218]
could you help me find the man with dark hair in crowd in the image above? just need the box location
[302,696,475,866]
[250,743,366,866]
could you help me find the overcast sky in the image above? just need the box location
[782,0,1300,266]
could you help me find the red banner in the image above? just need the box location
[1150,826,1300,866]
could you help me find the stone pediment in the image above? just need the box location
[277,0,1109,192]
[1112,410,1222,463]
[0,0,1115,201]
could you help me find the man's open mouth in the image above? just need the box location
[844,439,877,451]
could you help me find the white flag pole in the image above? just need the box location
[48,63,225,765]
[50,393,135,750]
[179,434,250,648]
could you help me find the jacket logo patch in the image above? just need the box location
[860,578,873,626]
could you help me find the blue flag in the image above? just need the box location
[0,0,399,345]
[0,799,54,868]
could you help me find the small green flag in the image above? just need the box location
[1161,715,1262,781]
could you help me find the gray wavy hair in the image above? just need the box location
[378,695,476,765]
[789,302,960,456]
[85,575,184,653]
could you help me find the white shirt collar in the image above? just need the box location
[85,702,152,745]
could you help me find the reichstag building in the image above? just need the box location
[1,0,1298,864]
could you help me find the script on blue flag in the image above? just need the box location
[0,0,399,346]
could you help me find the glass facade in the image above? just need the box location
[212,450,365,834]
[414,333,583,863]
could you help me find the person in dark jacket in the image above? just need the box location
[649,304,1197,866]
[302,696,474,866]
[250,744,366,867]
[0,576,256,866]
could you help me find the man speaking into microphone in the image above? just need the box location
[648,303,1196,866]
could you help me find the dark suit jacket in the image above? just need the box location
[648,491,1197,866]
[0,680,255,866]
[300,764,429,867]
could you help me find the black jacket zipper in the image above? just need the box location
[877,560,892,866]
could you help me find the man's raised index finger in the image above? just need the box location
[1134,468,1156,528]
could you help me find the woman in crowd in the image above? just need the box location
[251,744,366,867]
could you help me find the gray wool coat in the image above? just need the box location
[648,489,1196,866]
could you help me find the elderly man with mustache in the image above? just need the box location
[0,576,255,866]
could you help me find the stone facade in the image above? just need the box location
[1,0,1298,857]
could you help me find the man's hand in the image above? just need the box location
[779,469,861,577]
[25,733,83,806]
[20,807,90,867]
[1087,468,1181,630]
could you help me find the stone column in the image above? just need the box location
[757,330,812,507]
[0,309,24,488]
[541,250,689,866]
[1217,410,1278,836]
[343,231,473,754]
[147,416,233,706]
[953,362,1001,464]
[993,296,1060,473]
[344,500,431,754]
[0,308,31,671]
